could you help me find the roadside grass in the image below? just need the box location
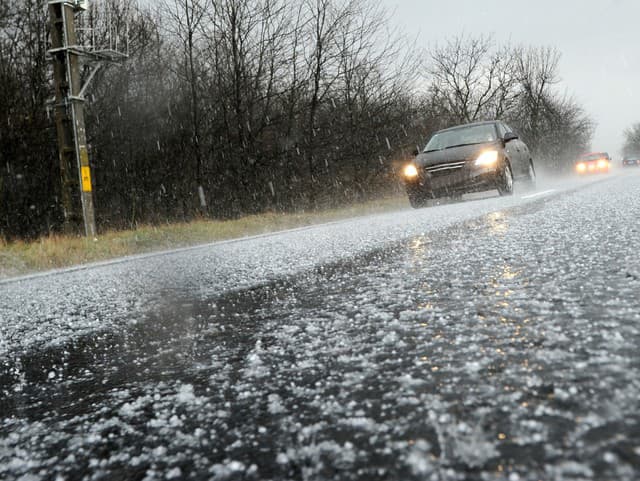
[0,195,409,279]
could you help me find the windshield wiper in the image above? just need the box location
[444,142,483,149]
[424,140,494,153]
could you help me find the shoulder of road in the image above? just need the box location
[0,196,408,281]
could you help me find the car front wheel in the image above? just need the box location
[408,190,429,208]
[497,162,514,196]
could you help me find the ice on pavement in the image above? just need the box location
[1,189,531,357]
[2,174,640,480]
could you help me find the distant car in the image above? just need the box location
[402,120,536,207]
[622,156,640,167]
[575,152,610,174]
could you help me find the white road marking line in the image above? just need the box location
[521,189,556,200]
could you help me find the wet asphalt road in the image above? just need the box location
[1,172,640,481]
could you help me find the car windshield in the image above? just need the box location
[424,124,498,152]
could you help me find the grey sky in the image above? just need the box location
[385,0,639,157]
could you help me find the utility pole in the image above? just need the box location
[48,0,126,237]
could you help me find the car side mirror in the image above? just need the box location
[503,132,518,143]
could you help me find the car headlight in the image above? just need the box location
[403,164,419,179]
[576,163,587,172]
[475,150,499,167]
[597,160,608,169]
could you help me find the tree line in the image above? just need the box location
[1,0,594,240]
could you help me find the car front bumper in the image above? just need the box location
[405,164,500,197]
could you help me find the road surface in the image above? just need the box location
[1,172,640,481]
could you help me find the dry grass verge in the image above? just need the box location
[0,195,408,280]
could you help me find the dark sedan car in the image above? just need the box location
[402,121,536,207]
[622,156,640,167]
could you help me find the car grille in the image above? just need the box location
[426,160,466,177]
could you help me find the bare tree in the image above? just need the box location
[505,46,593,169]
[428,35,517,124]
[623,123,640,157]
[330,0,418,196]
[159,0,207,211]
[512,46,561,148]
[303,0,347,196]
[198,0,294,214]
[425,36,592,171]
[526,93,594,170]
[0,0,56,240]
[83,0,184,228]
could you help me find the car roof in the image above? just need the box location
[437,120,499,134]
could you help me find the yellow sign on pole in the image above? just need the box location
[81,166,92,192]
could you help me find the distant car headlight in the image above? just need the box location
[475,150,499,167]
[403,164,419,179]
[576,162,587,172]
[597,160,608,169]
